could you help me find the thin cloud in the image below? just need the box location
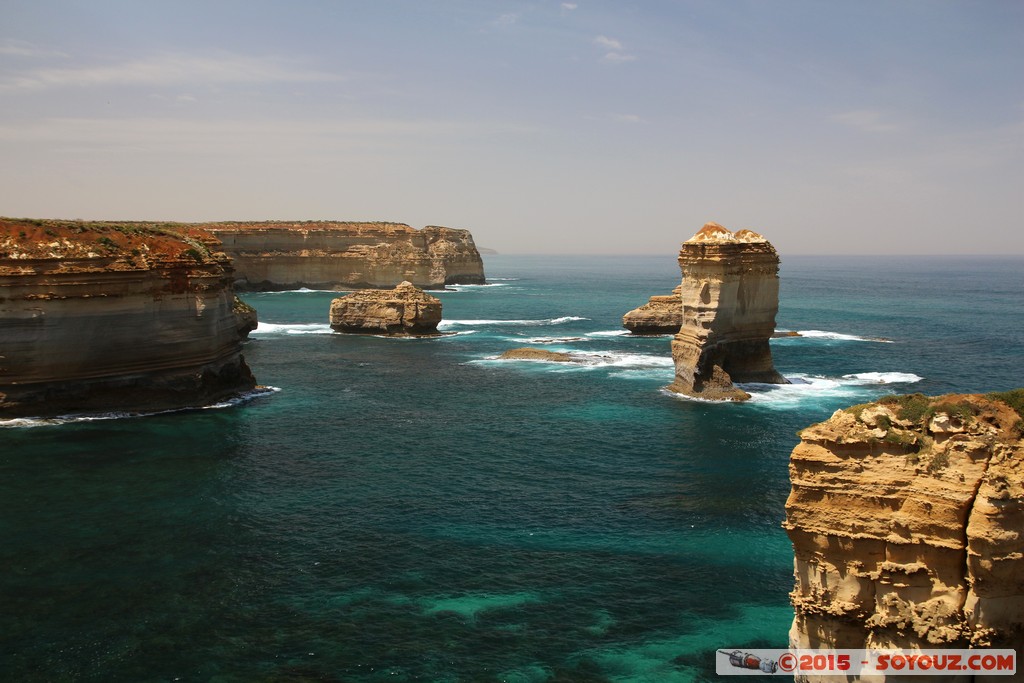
[831,109,899,133]
[0,116,538,155]
[611,113,645,124]
[495,13,519,26]
[593,35,635,63]
[0,40,67,58]
[561,3,578,10]
[593,35,622,51]
[0,53,341,91]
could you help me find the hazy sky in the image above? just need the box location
[2,1,1022,254]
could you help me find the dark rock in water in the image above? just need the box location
[329,281,442,336]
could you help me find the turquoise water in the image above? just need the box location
[2,255,1022,682]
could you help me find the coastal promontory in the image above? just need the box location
[329,281,442,336]
[666,222,787,401]
[0,218,257,417]
[785,391,1024,673]
[206,221,485,290]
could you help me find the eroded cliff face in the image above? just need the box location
[0,219,257,417]
[785,392,1024,675]
[623,284,683,335]
[666,222,787,401]
[329,281,442,336]
[206,221,485,290]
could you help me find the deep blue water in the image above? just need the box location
[2,255,1022,682]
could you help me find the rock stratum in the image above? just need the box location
[623,285,683,335]
[666,222,787,401]
[0,218,257,417]
[206,221,485,290]
[785,391,1024,677]
[329,281,442,336]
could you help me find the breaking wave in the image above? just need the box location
[250,323,334,335]
[439,316,588,329]
[793,330,893,343]
[0,386,281,429]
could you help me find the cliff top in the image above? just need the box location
[0,218,223,268]
[333,281,442,303]
[685,221,768,244]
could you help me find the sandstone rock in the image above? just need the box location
[497,348,577,362]
[785,392,1024,679]
[232,295,258,339]
[623,284,683,335]
[329,281,441,335]
[206,221,485,290]
[0,218,257,417]
[665,222,788,401]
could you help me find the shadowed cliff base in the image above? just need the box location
[665,222,788,401]
[0,218,257,418]
[786,390,1024,675]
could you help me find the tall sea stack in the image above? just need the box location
[666,222,787,401]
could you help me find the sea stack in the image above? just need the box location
[329,281,442,336]
[622,284,683,335]
[0,218,257,417]
[785,392,1024,671]
[666,222,787,401]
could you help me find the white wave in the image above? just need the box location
[521,336,591,344]
[260,288,346,294]
[585,329,632,337]
[487,277,520,281]
[795,330,893,343]
[0,386,281,429]
[439,316,587,329]
[250,322,333,335]
[569,351,674,368]
[480,349,672,371]
[842,371,923,384]
[445,283,508,289]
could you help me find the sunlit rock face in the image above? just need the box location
[623,284,683,335]
[784,392,1024,681]
[206,222,485,290]
[0,219,256,417]
[666,222,787,401]
[329,281,442,336]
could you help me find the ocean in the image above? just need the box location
[2,254,1022,682]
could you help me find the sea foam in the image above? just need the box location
[250,323,334,335]
[794,330,893,343]
[439,316,588,329]
[0,386,281,429]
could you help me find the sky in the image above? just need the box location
[1,0,1022,255]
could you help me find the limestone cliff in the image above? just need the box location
[0,218,257,417]
[785,391,1024,674]
[666,222,787,401]
[206,221,485,290]
[623,285,683,335]
[329,281,442,336]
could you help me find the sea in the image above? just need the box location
[2,254,1022,682]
